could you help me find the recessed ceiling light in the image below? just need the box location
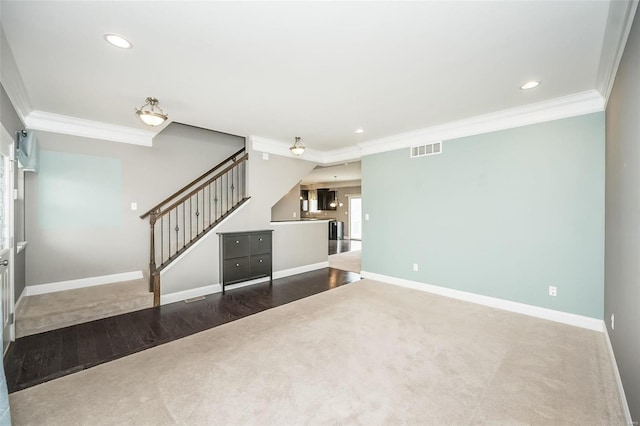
[104,33,133,49]
[520,80,540,90]
[355,128,364,134]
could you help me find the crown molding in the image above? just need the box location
[0,25,32,123]
[597,0,639,106]
[251,135,363,164]
[357,90,605,157]
[301,180,361,189]
[250,90,605,164]
[250,136,327,163]
[25,110,156,147]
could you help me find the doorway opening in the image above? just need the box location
[348,195,362,241]
[1,125,15,355]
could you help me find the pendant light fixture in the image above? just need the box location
[135,97,168,126]
[289,136,305,156]
[329,175,338,207]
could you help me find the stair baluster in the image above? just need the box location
[140,148,249,305]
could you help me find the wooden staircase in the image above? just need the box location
[140,147,249,305]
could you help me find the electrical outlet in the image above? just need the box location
[548,286,557,297]
[262,152,269,160]
[413,263,419,272]
[611,313,615,330]
[131,202,137,211]
[293,212,297,218]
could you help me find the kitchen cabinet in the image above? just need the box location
[317,189,337,211]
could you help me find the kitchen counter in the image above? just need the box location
[270,219,332,225]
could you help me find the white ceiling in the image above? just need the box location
[0,1,616,152]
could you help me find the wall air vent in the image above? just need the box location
[410,141,442,158]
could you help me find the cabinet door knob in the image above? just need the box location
[259,238,263,241]
[236,263,240,267]
[259,259,263,263]
[236,240,239,244]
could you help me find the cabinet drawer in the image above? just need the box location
[223,235,250,259]
[223,257,250,284]
[250,254,271,277]
[250,233,271,255]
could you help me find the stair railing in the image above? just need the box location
[140,147,249,305]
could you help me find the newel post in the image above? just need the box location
[149,211,160,306]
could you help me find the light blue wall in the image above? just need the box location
[38,151,122,229]
[362,112,605,319]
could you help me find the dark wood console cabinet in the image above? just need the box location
[218,230,273,294]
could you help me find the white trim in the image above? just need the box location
[160,283,221,305]
[25,110,157,147]
[0,26,31,122]
[301,180,361,189]
[360,271,604,332]
[597,0,639,106]
[14,287,26,311]
[248,90,604,164]
[357,90,604,158]
[603,325,633,425]
[250,136,327,163]
[16,241,27,254]
[160,276,273,305]
[25,270,144,296]
[159,199,252,276]
[270,220,331,225]
[160,261,330,305]
[225,277,271,290]
[273,261,329,279]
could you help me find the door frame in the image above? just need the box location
[0,125,15,354]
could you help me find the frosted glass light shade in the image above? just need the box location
[135,97,168,126]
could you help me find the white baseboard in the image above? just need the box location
[603,325,633,425]
[160,283,222,305]
[26,270,144,296]
[15,287,27,310]
[273,261,329,279]
[160,261,330,305]
[360,271,604,332]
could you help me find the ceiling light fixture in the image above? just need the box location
[355,128,364,134]
[330,177,338,208]
[290,136,305,156]
[104,33,133,49]
[520,80,541,90]
[135,97,168,126]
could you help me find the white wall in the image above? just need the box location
[271,182,301,221]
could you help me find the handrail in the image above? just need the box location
[140,146,246,219]
[156,153,248,219]
[142,147,249,307]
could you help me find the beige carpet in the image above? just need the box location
[328,249,361,273]
[9,280,625,425]
[16,278,153,337]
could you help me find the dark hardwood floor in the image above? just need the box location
[329,239,361,255]
[3,268,360,393]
